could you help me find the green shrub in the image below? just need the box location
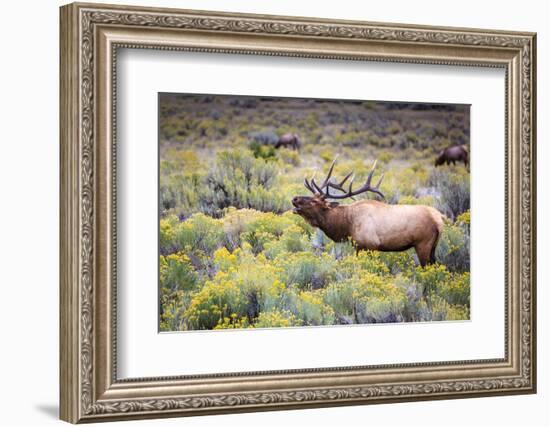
[249,140,277,160]
[310,229,332,252]
[436,222,470,272]
[396,270,470,322]
[429,169,470,220]
[438,272,470,307]
[326,239,357,260]
[425,295,459,321]
[241,230,273,254]
[449,128,467,145]
[411,264,451,298]
[378,150,394,165]
[249,130,278,145]
[379,250,417,274]
[159,252,199,293]
[323,273,406,324]
[278,148,301,166]
[264,225,311,259]
[200,150,289,216]
[294,291,335,326]
[160,294,190,331]
[319,148,335,163]
[221,208,265,251]
[173,213,225,255]
[275,251,336,290]
[445,304,470,321]
[160,175,198,216]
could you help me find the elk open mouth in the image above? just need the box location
[291,199,301,214]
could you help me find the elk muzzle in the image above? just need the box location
[291,196,308,213]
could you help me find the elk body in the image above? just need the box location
[275,133,301,150]
[435,145,469,167]
[292,160,444,266]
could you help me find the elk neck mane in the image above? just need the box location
[316,199,380,242]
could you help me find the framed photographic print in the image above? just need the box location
[59,2,537,423]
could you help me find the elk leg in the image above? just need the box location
[416,232,441,267]
[414,242,432,267]
[429,242,438,264]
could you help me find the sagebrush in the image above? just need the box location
[159,94,471,331]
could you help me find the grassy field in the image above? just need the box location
[159,93,471,331]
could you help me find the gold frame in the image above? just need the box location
[60,2,537,423]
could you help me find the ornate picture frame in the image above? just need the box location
[60,2,536,423]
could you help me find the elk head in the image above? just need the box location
[292,158,385,228]
[434,151,445,167]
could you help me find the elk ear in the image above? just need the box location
[328,201,340,208]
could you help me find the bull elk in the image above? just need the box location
[292,159,444,266]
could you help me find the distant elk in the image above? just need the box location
[275,133,301,150]
[435,145,469,167]
[292,159,444,266]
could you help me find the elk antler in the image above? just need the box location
[305,156,347,195]
[304,158,385,200]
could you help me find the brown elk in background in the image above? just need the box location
[435,145,469,167]
[275,133,301,150]
[292,159,444,266]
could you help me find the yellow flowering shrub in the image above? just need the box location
[213,315,250,330]
[254,309,301,328]
[158,95,471,330]
[159,252,198,293]
[293,290,335,326]
[159,207,471,330]
[159,215,178,251]
[444,304,470,321]
[339,250,390,277]
[456,209,470,226]
[160,296,187,331]
[379,250,417,274]
[436,222,470,272]
[213,247,239,272]
[246,211,297,237]
[185,274,248,330]
[437,271,470,307]
[411,264,451,297]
